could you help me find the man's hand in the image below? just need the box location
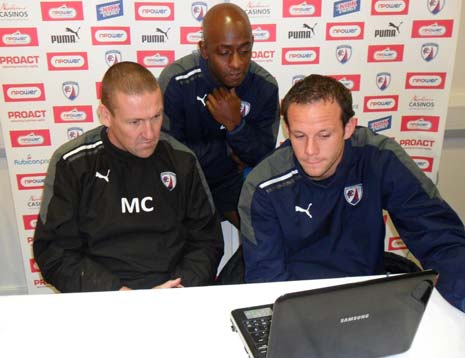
[206,87,242,132]
[153,277,184,289]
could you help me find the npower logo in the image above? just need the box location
[400,116,439,132]
[23,214,38,230]
[17,173,46,190]
[135,2,174,20]
[40,1,84,21]
[53,105,94,123]
[326,22,364,40]
[0,28,39,47]
[180,26,202,44]
[405,72,446,89]
[137,50,174,68]
[363,95,399,112]
[371,0,409,15]
[282,47,319,65]
[367,45,404,62]
[2,83,46,102]
[252,24,276,42]
[411,20,453,38]
[91,26,131,45]
[283,0,321,17]
[412,156,433,172]
[47,52,88,70]
[10,129,52,147]
[330,74,360,91]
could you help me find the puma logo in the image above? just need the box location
[65,27,81,39]
[388,21,403,34]
[295,203,312,219]
[303,23,317,36]
[95,169,110,183]
[156,27,171,40]
[196,94,208,107]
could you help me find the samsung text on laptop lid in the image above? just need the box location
[231,270,438,358]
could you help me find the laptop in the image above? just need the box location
[230,270,438,358]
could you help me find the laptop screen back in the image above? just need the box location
[266,271,437,358]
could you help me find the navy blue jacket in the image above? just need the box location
[239,127,465,312]
[158,52,280,188]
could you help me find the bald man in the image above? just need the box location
[158,3,279,229]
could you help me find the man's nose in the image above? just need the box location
[230,51,243,69]
[305,138,318,156]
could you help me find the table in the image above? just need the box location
[1,276,464,357]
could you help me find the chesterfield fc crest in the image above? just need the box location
[344,184,363,206]
[191,2,207,22]
[161,171,177,191]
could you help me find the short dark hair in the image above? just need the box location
[100,61,159,114]
[281,74,355,126]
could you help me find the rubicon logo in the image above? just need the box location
[371,0,409,15]
[411,20,453,38]
[0,28,39,47]
[2,83,46,102]
[17,173,46,190]
[282,47,319,65]
[326,22,364,40]
[53,105,94,123]
[137,50,174,68]
[405,72,446,89]
[367,45,404,62]
[400,116,439,132]
[180,26,202,44]
[368,115,392,133]
[135,2,174,20]
[91,27,131,45]
[412,156,433,172]
[330,74,360,91]
[252,24,276,42]
[46,52,88,70]
[23,214,38,230]
[283,0,322,17]
[40,2,84,21]
[10,129,52,147]
[363,95,399,112]
[388,237,407,251]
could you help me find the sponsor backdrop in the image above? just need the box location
[0,0,461,294]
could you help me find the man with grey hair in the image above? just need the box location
[33,61,224,292]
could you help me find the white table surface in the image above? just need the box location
[1,276,464,358]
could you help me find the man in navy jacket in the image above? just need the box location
[158,3,279,228]
[239,74,465,312]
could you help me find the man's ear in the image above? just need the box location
[343,117,356,140]
[198,40,208,59]
[98,103,111,127]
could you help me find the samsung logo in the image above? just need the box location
[340,313,370,323]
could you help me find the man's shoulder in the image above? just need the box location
[244,142,296,192]
[159,131,196,159]
[248,60,278,88]
[158,52,201,90]
[53,126,104,164]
